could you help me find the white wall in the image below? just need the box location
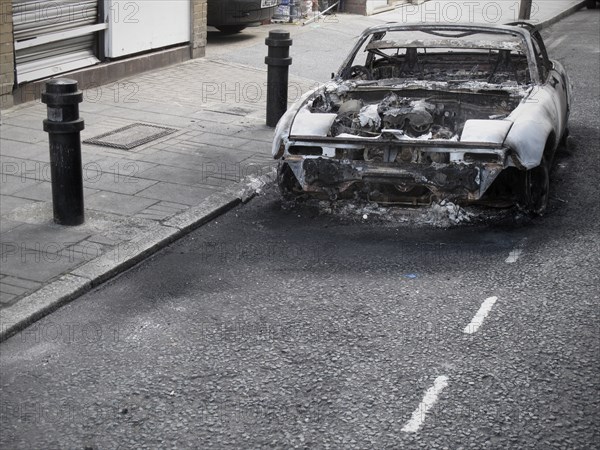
[106,0,191,58]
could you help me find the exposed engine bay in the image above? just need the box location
[309,87,523,141]
[283,83,528,206]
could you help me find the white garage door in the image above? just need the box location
[12,0,106,83]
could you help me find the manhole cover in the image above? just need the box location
[84,123,177,149]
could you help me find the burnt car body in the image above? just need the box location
[272,22,571,213]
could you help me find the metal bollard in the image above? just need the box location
[265,30,292,127]
[41,78,85,226]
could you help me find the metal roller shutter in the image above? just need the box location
[12,0,106,83]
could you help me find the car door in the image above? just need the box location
[531,31,569,136]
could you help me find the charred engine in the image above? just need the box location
[310,89,517,140]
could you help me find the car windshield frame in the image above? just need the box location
[337,24,540,85]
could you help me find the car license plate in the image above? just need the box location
[261,0,278,7]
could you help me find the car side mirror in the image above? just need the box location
[331,72,335,79]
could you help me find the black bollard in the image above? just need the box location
[265,30,292,127]
[41,78,85,226]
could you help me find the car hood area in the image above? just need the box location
[287,80,528,146]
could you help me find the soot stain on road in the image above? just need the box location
[137,184,523,301]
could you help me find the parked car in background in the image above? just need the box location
[208,0,279,33]
[585,0,599,9]
[272,22,571,214]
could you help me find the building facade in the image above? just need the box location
[1,0,207,109]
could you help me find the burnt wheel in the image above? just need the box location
[277,162,304,200]
[518,157,550,215]
[558,127,575,155]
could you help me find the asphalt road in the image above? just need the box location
[1,11,599,450]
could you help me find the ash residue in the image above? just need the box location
[280,196,516,228]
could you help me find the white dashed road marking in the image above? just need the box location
[463,296,498,334]
[505,248,523,263]
[402,375,449,433]
[505,238,527,264]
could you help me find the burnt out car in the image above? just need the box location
[272,22,571,214]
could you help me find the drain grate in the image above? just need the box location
[84,123,177,150]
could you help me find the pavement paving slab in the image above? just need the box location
[0,0,589,340]
[1,174,41,196]
[13,183,99,203]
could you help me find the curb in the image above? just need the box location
[535,0,588,30]
[0,170,276,342]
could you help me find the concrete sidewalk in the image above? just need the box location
[0,0,587,341]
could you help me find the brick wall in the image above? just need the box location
[0,0,15,109]
[190,0,207,59]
